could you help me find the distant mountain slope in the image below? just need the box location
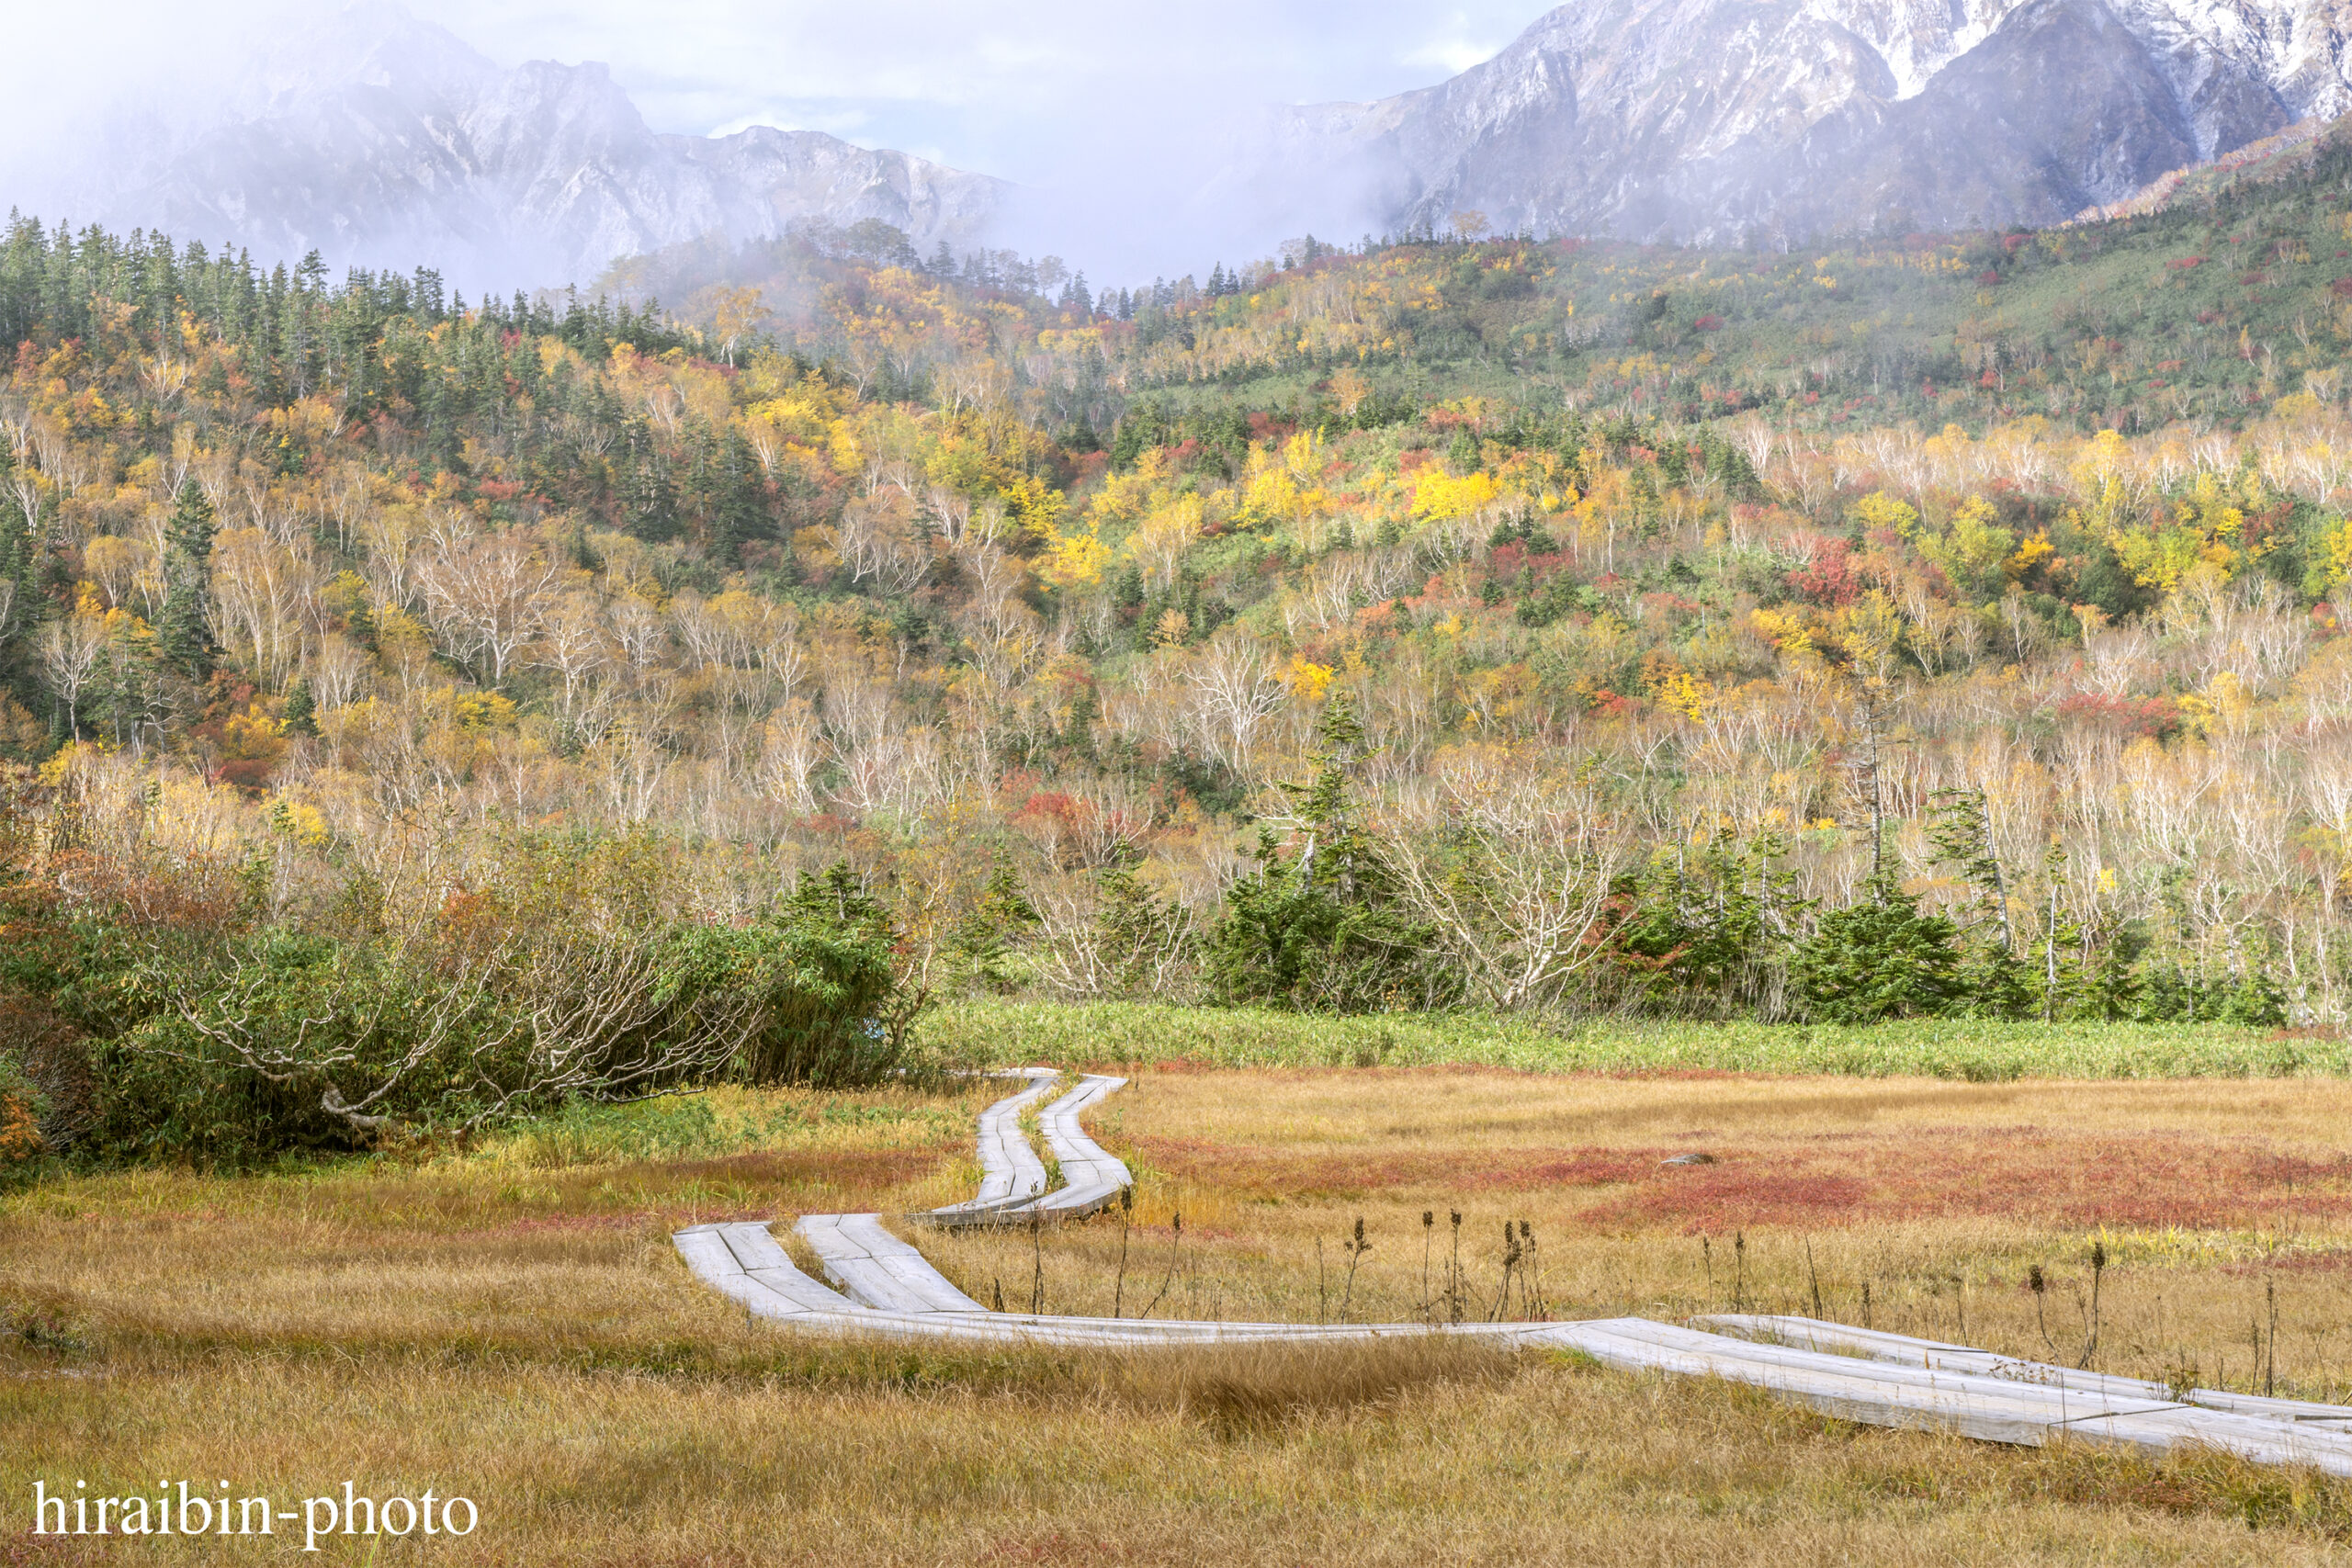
[73,2,1008,288]
[1239,0,2352,245]
[2075,112,2350,220]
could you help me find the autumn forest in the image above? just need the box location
[7,131,2352,1157]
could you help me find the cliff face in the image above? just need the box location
[85,5,1007,285]
[1254,0,2352,244]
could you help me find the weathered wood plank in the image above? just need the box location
[843,1214,993,1313]
[1702,1314,2352,1427]
[928,1069,1057,1223]
[797,1213,989,1313]
[1599,1318,2180,1421]
[716,1222,861,1314]
[1545,1319,2183,1449]
[1004,1074,1132,1217]
[673,1225,831,1321]
[2060,1405,2352,1477]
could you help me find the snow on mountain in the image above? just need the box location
[1238,0,2352,245]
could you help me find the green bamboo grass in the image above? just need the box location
[923,999,2338,1081]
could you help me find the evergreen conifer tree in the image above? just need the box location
[1928,787,2032,1018]
[157,480,217,681]
[2079,918,2148,1021]
[281,676,317,738]
[953,855,1040,992]
[1790,873,1962,1022]
[1204,696,1455,1010]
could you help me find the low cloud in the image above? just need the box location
[0,0,1550,286]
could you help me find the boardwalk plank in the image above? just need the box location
[717,1221,860,1314]
[1597,1319,2181,1424]
[928,1069,1057,1223]
[673,1225,830,1321]
[1540,1319,2120,1447]
[1003,1074,1132,1218]
[1702,1314,2352,1427]
[2062,1405,2352,1476]
[797,1213,989,1313]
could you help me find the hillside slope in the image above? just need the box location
[0,194,2345,1032]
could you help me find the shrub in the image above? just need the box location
[91,934,530,1163]
[665,912,901,1087]
[0,1050,44,1168]
[62,837,922,1166]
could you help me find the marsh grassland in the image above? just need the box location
[15,1013,2352,1563]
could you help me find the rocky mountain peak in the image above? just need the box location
[1241,0,2352,246]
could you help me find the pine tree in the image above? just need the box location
[953,855,1040,993]
[628,443,680,543]
[156,480,216,681]
[1204,695,1456,1011]
[695,431,766,566]
[2078,917,2147,1021]
[1613,829,1807,1009]
[785,861,890,937]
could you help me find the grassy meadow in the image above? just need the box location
[14,1009,2352,1562]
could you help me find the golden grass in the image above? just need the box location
[12,1067,2352,1562]
[18,1341,2352,1564]
[936,1068,2352,1399]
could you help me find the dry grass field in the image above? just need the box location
[935,1069,2352,1373]
[14,1064,2352,1562]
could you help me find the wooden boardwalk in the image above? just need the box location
[1698,1313,2352,1427]
[796,1213,991,1313]
[673,1069,2352,1476]
[1001,1074,1131,1218]
[926,1068,1057,1223]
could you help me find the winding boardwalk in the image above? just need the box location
[674,1070,2352,1476]
[926,1068,1057,1222]
[1003,1073,1131,1217]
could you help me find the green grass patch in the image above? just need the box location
[922,1000,2333,1079]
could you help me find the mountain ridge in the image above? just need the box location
[29,1,2352,289]
[1244,0,2352,245]
[65,2,1009,288]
